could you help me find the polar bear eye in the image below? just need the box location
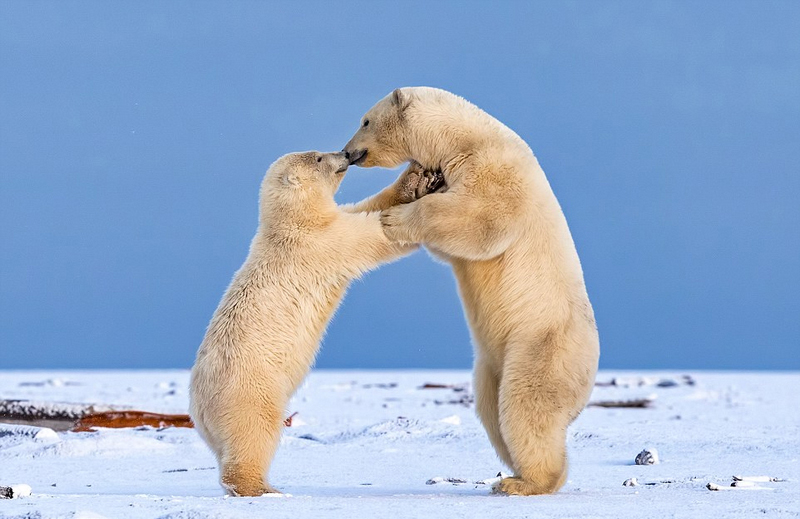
[363,119,369,128]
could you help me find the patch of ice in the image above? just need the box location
[1,429,174,460]
[155,511,224,519]
[707,481,773,491]
[733,475,786,483]
[72,512,111,519]
[319,382,356,392]
[327,417,464,444]
[426,476,468,485]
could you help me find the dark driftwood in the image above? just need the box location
[0,399,118,431]
[72,411,194,432]
[595,375,696,388]
[2,399,298,432]
[587,397,655,409]
[419,383,468,392]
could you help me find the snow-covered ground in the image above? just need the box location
[0,370,797,518]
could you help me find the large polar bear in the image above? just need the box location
[343,87,600,495]
[190,152,439,496]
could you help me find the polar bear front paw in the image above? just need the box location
[394,162,425,204]
[380,206,416,244]
[394,162,445,204]
[416,169,446,199]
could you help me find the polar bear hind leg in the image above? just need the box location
[494,344,571,495]
[473,357,516,471]
[218,401,283,496]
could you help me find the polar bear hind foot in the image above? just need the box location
[491,471,566,496]
[221,466,280,497]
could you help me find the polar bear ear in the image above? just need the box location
[281,171,302,188]
[391,88,411,112]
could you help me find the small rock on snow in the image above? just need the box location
[0,484,32,499]
[635,448,660,465]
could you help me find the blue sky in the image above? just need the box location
[1,1,798,370]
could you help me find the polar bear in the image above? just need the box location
[343,88,600,495]
[189,152,439,496]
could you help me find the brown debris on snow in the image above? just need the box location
[0,484,32,499]
[362,382,398,389]
[595,375,695,388]
[3,399,302,432]
[72,411,194,432]
[283,412,299,427]
[419,382,473,406]
[0,399,120,431]
[418,383,468,392]
[434,394,475,407]
[588,396,657,409]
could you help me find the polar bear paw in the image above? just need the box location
[415,169,446,199]
[394,162,446,204]
[223,481,282,497]
[491,476,551,496]
[380,205,416,244]
[394,163,425,204]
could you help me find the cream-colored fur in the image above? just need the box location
[344,88,600,495]
[189,152,434,496]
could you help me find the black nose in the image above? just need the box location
[343,150,350,161]
[345,148,366,165]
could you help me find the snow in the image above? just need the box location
[0,370,797,518]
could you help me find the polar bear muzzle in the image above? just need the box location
[344,148,366,165]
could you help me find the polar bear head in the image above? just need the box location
[342,88,414,169]
[260,151,350,218]
[343,87,479,171]
[266,151,349,192]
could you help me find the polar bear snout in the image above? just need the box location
[332,152,349,174]
[316,151,349,175]
[344,148,366,165]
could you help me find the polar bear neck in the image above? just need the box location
[403,89,526,173]
[259,186,338,236]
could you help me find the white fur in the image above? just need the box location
[189,152,422,496]
[344,87,600,495]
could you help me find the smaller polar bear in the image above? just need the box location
[189,152,439,496]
